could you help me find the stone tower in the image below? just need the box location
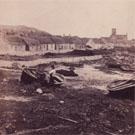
[112,28,116,36]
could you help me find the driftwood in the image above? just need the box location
[58,116,78,124]
[11,125,70,135]
[105,131,118,135]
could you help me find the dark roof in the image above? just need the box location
[37,36,53,44]
[51,36,65,44]
[4,26,88,46]
[23,38,40,46]
[63,36,86,45]
[101,37,113,43]
[68,36,83,44]
[81,38,89,44]
[92,38,105,44]
[115,35,127,39]
[63,36,71,43]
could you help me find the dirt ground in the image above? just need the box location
[0,69,134,135]
[0,47,135,135]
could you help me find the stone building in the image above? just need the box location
[86,28,129,49]
[109,28,128,44]
[0,33,85,55]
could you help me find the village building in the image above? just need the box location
[86,28,129,49]
[1,27,132,55]
[128,39,135,46]
[0,30,86,55]
[0,32,12,54]
[110,28,128,44]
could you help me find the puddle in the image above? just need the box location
[0,95,32,102]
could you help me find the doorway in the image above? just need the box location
[25,44,30,51]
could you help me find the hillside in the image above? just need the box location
[0,25,89,47]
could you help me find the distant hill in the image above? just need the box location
[0,25,89,47]
[0,25,51,36]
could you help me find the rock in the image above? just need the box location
[99,112,106,119]
[5,123,15,134]
[20,89,27,93]
[36,88,43,94]
[80,131,84,135]
[119,129,123,133]
[3,78,7,82]
[89,133,95,135]
[43,93,55,100]
[59,100,64,104]
[103,120,111,128]
[47,93,55,100]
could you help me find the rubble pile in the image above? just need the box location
[102,48,135,72]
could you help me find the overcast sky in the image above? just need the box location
[0,0,134,39]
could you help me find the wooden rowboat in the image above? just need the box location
[107,78,135,100]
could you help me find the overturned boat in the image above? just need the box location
[56,66,78,77]
[20,68,38,84]
[107,78,135,100]
[56,69,78,77]
[20,68,64,86]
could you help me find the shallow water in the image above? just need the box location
[67,64,133,90]
[76,64,132,81]
[0,56,133,92]
[0,55,102,67]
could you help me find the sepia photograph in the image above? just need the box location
[0,0,134,134]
